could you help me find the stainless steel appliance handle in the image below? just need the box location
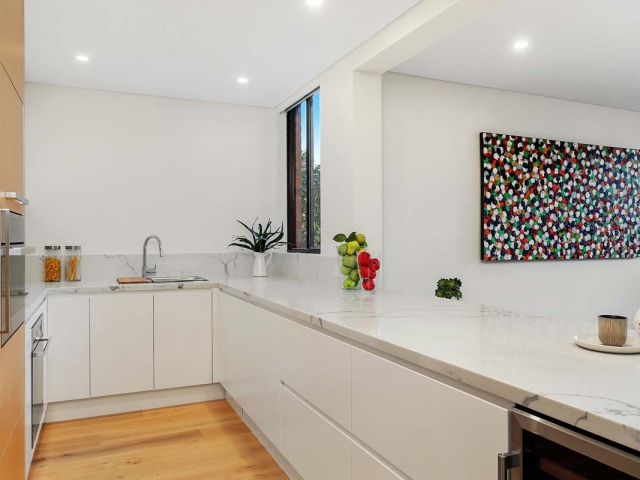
[33,337,51,357]
[1,191,29,206]
[498,451,520,480]
[1,210,9,335]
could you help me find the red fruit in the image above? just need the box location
[358,251,371,265]
[369,269,377,280]
[363,279,376,291]
[359,266,371,278]
[369,258,380,271]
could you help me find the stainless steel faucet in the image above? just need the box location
[142,235,164,277]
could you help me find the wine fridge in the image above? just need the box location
[500,408,640,479]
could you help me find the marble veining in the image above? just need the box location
[22,273,640,453]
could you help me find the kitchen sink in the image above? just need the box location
[149,276,208,283]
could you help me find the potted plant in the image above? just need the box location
[229,218,286,277]
[435,278,462,300]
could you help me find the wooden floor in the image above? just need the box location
[29,400,288,480]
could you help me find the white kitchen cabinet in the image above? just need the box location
[154,291,212,390]
[352,347,509,480]
[280,385,351,480]
[280,319,351,430]
[90,294,154,398]
[218,293,280,449]
[47,296,90,402]
[352,443,403,480]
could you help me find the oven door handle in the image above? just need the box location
[1,209,10,335]
[33,337,51,357]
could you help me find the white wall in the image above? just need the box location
[25,83,277,254]
[382,72,640,321]
[273,0,502,254]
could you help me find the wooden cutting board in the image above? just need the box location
[117,277,151,284]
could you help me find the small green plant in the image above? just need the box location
[435,278,462,300]
[228,218,287,253]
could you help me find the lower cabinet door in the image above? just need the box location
[48,296,90,402]
[280,385,351,480]
[90,294,154,398]
[352,348,508,480]
[153,291,213,390]
[0,409,25,480]
[352,443,403,480]
[218,294,280,449]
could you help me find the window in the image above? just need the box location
[287,90,321,253]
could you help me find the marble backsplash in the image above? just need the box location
[26,251,337,285]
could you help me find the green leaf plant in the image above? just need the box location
[229,218,287,253]
[435,278,463,300]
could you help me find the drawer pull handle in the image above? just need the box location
[498,451,520,480]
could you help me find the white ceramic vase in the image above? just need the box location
[634,306,640,336]
[252,252,273,277]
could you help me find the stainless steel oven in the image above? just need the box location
[500,408,640,479]
[30,313,49,448]
[1,209,34,346]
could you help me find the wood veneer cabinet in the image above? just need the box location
[0,327,26,480]
[0,0,26,476]
[0,65,24,214]
[0,0,25,101]
[0,0,25,215]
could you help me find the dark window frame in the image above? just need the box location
[286,89,320,254]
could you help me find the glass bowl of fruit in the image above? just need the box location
[335,232,368,292]
[356,250,381,294]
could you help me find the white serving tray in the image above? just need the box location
[574,333,640,354]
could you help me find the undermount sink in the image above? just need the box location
[149,276,208,283]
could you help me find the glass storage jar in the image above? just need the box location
[65,245,82,282]
[44,246,62,282]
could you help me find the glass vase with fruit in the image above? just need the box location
[334,232,370,292]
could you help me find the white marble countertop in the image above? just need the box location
[24,276,640,452]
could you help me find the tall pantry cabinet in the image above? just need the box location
[0,0,26,478]
[0,0,25,214]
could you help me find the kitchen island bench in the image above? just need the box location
[24,275,640,478]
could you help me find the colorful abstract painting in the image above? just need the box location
[481,132,640,261]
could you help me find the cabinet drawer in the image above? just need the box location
[352,348,508,480]
[353,443,404,480]
[48,296,90,402]
[280,319,351,430]
[280,385,351,480]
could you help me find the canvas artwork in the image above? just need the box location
[481,132,640,261]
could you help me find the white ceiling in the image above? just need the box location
[26,0,421,108]
[393,0,640,112]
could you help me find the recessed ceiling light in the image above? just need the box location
[237,77,249,84]
[513,40,529,50]
[306,0,322,6]
[75,55,90,62]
